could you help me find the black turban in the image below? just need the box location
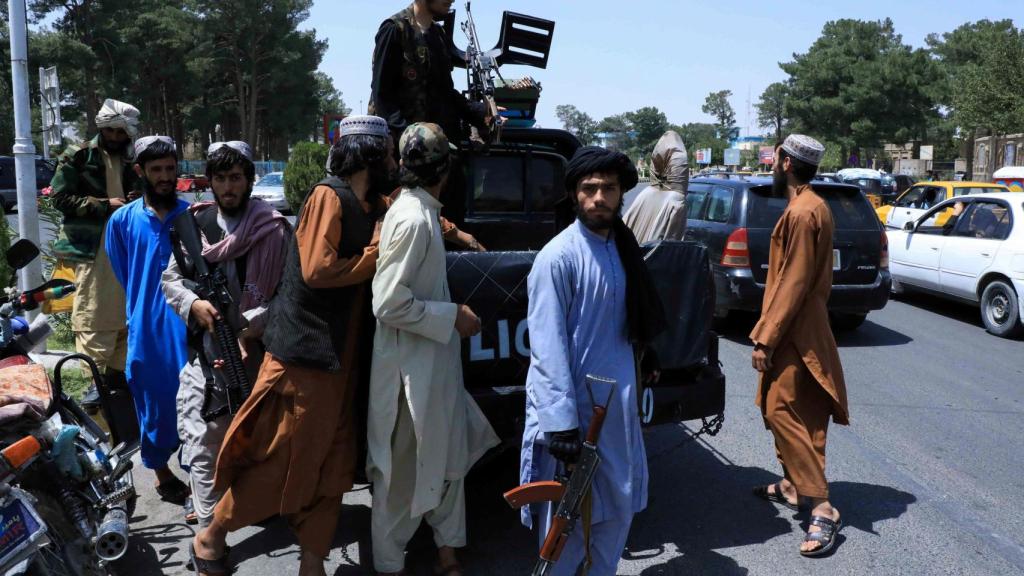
[564,146,640,196]
[557,146,665,347]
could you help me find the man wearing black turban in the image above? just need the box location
[519,146,665,575]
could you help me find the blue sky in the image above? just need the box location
[308,1,1017,135]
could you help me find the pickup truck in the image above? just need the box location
[442,128,726,453]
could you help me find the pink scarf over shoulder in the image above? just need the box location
[189,198,291,312]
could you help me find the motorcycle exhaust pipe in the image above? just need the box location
[94,506,129,562]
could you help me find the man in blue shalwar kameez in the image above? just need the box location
[106,135,191,503]
[521,146,666,576]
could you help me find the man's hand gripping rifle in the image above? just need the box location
[503,375,616,576]
[171,211,252,421]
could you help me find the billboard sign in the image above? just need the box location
[724,148,741,166]
[323,114,347,145]
[759,146,774,165]
[695,148,713,165]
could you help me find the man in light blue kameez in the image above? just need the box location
[521,146,666,576]
[106,136,191,503]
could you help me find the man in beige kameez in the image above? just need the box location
[750,135,848,557]
[623,130,690,243]
[49,99,140,423]
[368,123,499,576]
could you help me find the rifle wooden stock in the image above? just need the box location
[585,404,608,445]
[539,516,570,562]
[503,481,565,509]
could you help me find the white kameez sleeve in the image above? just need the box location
[372,214,458,344]
[526,250,578,433]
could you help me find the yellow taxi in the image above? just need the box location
[876,181,1012,229]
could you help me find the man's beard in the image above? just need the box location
[141,179,178,211]
[216,188,251,217]
[576,200,621,232]
[771,168,788,198]
[98,134,131,156]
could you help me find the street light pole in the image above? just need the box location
[8,0,45,311]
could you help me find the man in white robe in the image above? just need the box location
[368,122,499,576]
[623,130,689,243]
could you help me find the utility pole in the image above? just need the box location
[8,0,45,313]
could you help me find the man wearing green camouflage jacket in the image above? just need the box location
[49,98,140,419]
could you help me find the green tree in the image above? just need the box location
[283,141,328,211]
[595,114,635,153]
[555,104,598,145]
[701,90,736,138]
[928,19,1019,175]
[312,72,348,142]
[781,18,940,163]
[625,106,670,156]
[756,82,789,142]
[951,25,1024,176]
[672,122,727,165]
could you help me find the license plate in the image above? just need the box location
[833,249,841,271]
[0,493,47,568]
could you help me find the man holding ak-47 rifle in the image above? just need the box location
[516,147,666,576]
[162,141,291,527]
[371,0,502,231]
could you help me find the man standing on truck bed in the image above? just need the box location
[750,135,848,558]
[623,130,690,243]
[49,99,139,420]
[520,146,665,575]
[370,0,497,228]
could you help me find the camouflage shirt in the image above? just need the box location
[49,135,138,261]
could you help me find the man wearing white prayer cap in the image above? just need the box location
[750,134,848,557]
[49,98,141,420]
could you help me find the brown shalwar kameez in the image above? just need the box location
[212,185,382,557]
[750,185,848,499]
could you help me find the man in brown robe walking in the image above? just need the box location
[750,134,848,557]
[190,116,398,576]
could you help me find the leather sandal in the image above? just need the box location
[752,482,799,511]
[189,542,232,575]
[800,514,843,557]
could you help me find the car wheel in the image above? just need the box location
[830,312,867,331]
[980,280,1024,338]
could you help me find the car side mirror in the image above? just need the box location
[903,221,915,232]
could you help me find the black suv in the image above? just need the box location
[0,156,56,212]
[683,177,891,330]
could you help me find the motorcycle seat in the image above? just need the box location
[0,363,53,425]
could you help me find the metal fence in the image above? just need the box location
[179,160,286,177]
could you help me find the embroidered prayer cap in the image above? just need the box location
[95,99,141,138]
[134,135,176,160]
[208,141,253,161]
[781,134,826,167]
[399,122,450,171]
[338,115,390,138]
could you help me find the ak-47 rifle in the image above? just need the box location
[503,375,617,576]
[170,210,252,421]
[461,1,503,142]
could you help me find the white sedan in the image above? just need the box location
[887,192,1024,338]
[251,172,290,213]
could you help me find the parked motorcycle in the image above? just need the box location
[0,239,137,576]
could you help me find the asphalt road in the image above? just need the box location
[105,288,1024,576]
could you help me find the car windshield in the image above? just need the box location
[746,185,879,231]
[257,174,283,186]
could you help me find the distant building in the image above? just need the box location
[973,133,1023,182]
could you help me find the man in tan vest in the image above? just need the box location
[750,134,848,557]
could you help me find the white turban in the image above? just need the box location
[133,135,175,160]
[208,141,253,160]
[95,99,140,138]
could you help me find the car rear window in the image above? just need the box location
[746,186,879,231]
